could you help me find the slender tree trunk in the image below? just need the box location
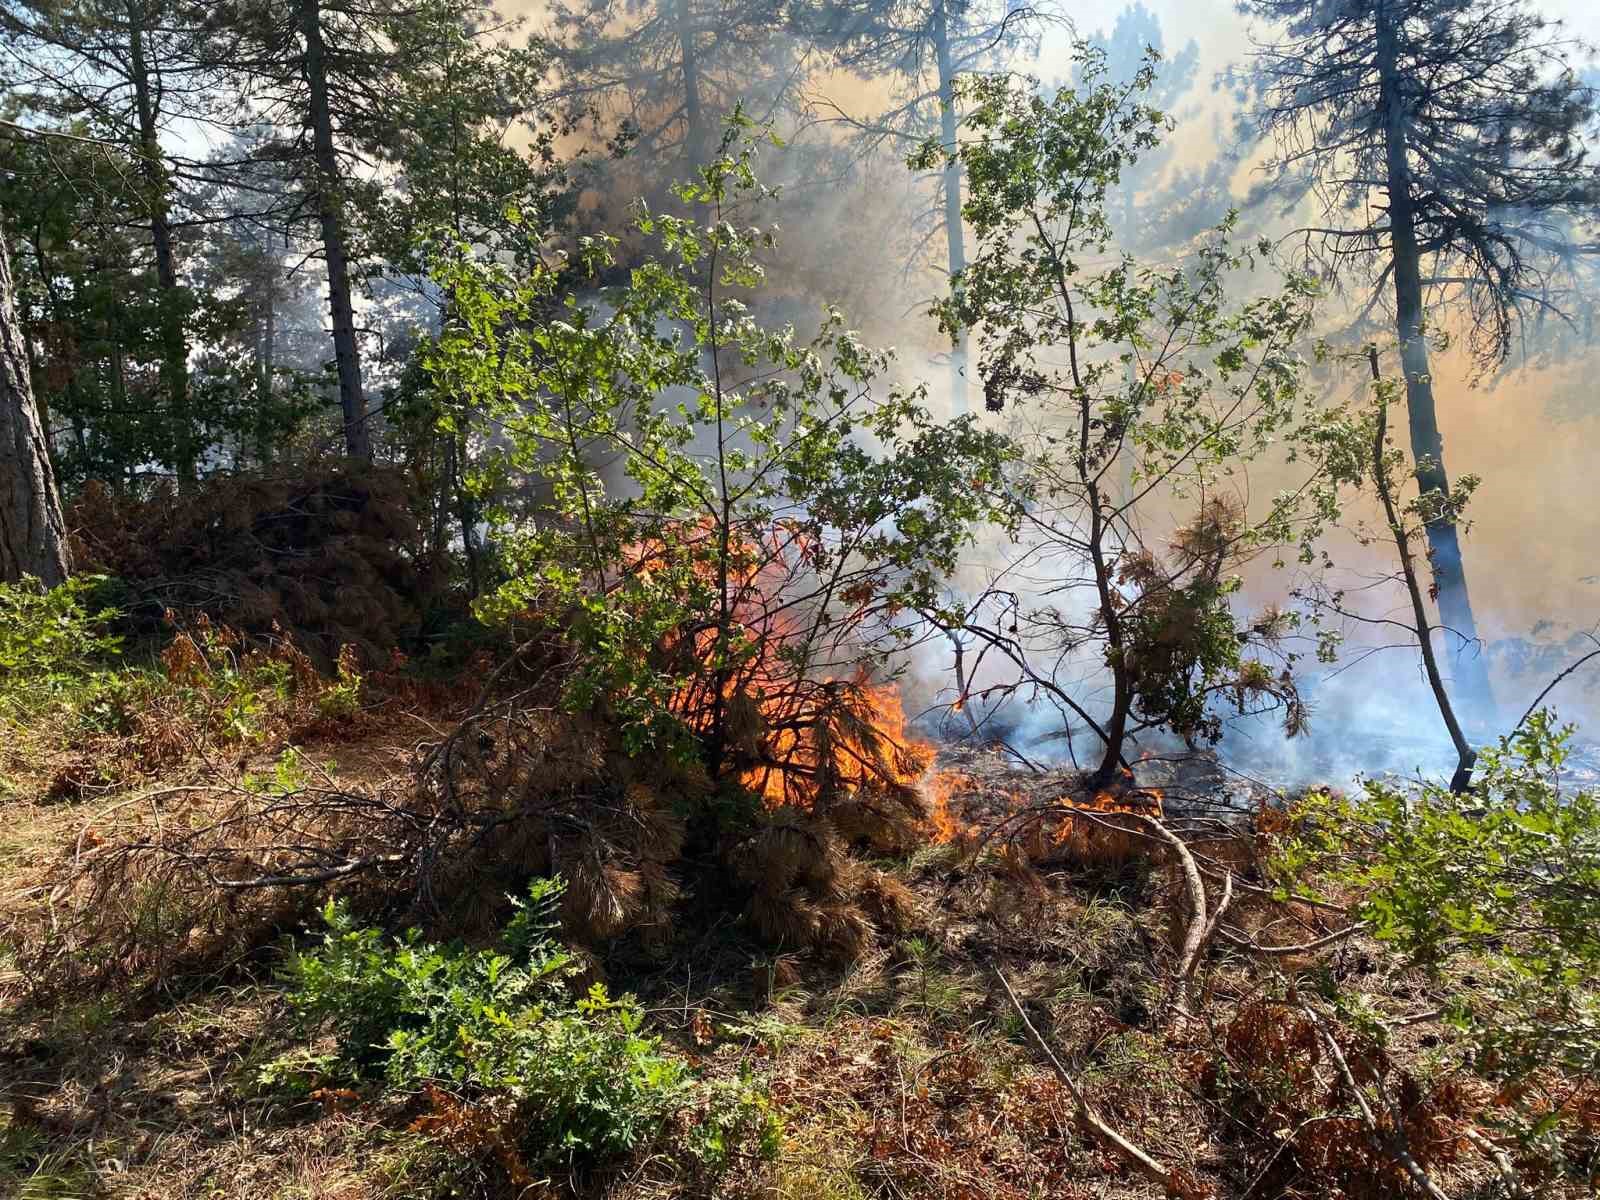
[452,429,482,598]
[301,0,371,461]
[0,227,71,587]
[931,0,968,417]
[127,1,196,484]
[1368,350,1475,791]
[1374,2,1494,723]
[672,0,707,165]
[255,275,277,465]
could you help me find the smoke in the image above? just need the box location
[481,0,1600,787]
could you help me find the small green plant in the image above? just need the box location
[0,575,127,729]
[1304,711,1600,1175]
[0,1108,94,1200]
[683,1068,784,1175]
[271,878,694,1171]
[315,644,364,720]
[241,747,316,795]
[895,936,980,1024]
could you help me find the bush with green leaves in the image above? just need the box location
[0,575,129,730]
[272,878,767,1174]
[916,52,1361,784]
[1298,712,1599,1171]
[423,119,1014,779]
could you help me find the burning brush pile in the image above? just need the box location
[412,651,938,964]
[14,503,1199,991]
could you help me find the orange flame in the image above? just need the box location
[629,518,943,818]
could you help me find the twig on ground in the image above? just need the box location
[1216,923,1361,957]
[1301,1004,1452,1200]
[1462,1126,1527,1199]
[994,966,1204,1198]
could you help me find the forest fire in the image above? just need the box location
[6,0,1600,1191]
[738,677,938,812]
[623,518,946,822]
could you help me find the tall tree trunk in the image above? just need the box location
[1374,1,1494,723]
[1367,349,1476,791]
[931,0,968,417]
[0,227,71,587]
[301,0,371,461]
[672,0,707,165]
[128,2,196,485]
[255,272,277,465]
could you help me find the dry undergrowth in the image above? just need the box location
[2,719,1585,1199]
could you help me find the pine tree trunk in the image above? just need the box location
[301,0,371,461]
[672,0,707,165]
[931,0,968,417]
[127,2,196,484]
[255,274,277,465]
[1374,1,1494,722]
[0,227,71,587]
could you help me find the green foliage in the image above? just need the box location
[240,747,317,795]
[315,646,365,720]
[1305,713,1600,1167]
[274,878,692,1169]
[0,576,127,729]
[0,1109,94,1200]
[918,54,1357,767]
[425,120,1014,766]
[684,1069,785,1174]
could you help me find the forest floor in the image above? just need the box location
[0,721,1521,1200]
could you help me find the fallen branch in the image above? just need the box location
[994,966,1205,1199]
[1060,804,1221,1023]
[1216,922,1361,957]
[1178,870,1233,1001]
[1151,820,1224,1024]
[1461,1127,1526,1200]
[1301,1004,1452,1200]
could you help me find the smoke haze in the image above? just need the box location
[499,0,1600,784]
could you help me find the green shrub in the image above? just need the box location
[0,575,127,728]
[684,1069,785,1175]
[1302,711,1600,1174]
[272,878,693,1170]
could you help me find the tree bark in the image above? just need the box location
[301,0,372,461]
[127,1,197,484]
[931,0,968,417]
[255,268,277,465]
[1368,349,1476,793]
[0,226,72,587]
[1374,0,1494,722]
[672,0,707,165]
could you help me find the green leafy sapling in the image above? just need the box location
[274,877,692,1169]
[424,117,1015,784]
[917,52,1358,783]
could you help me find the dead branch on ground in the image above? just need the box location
[994,966,1209,1199]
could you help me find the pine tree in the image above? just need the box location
[798,0,1059,415]
[0,1,226,483]
[206,0,552,460]
[1,222,71,586]
[546,0,803,176]
[1244,0,1600,720]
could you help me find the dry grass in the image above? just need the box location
[3,723,1585,1200]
